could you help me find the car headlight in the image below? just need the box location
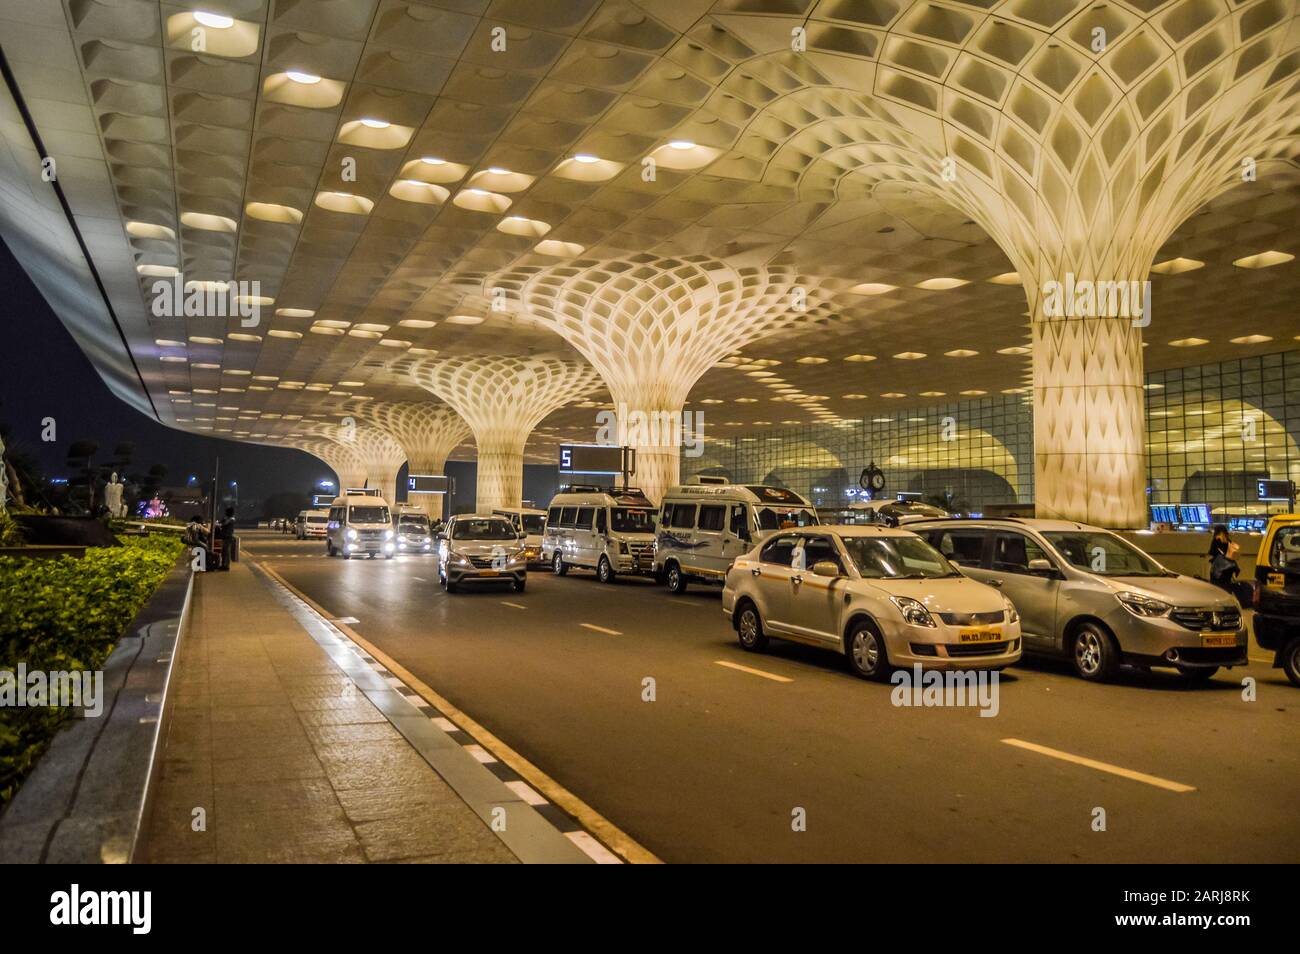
[1117,592,1172,618]
[508,549,527,564]
[891,595,936,628]
[385,529,395,540]
[423,536,431,544]
[1003,596,1019,624]
[455,554,471,566]
[346,528,358,541]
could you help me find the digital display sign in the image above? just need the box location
[1150,504,1179,524]
[559,444,628,476]
[407,474,450,495]
[1257,479,1295,501]
[1177,504,1211,525]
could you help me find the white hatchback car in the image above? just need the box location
[722,525,1022,679]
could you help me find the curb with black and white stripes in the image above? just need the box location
[256,564,622,864]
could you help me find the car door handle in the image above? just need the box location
[987,578,1004,587]
[751,567,761,577]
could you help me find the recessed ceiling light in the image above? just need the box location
[960,389,988,396]
[988,271,1020,284]
[997,346,1031,355]
[795,356,828,364]
[916,277,969,290]
[421,156,445,165]
[881,392,906,398]
[945,349,978,357]
[1232,250,1293,269]
[919,391,945,397]
[1168,337,1209,347]
[893,352,926,360]
[445,314,484,325]
[842,393,867,399]
[1229,334,1273,344]
[193,11,234,29]
[844,354,876,362]
[848,282,895,296]
[668,140,695,150]
[573,154,600,163]
[359,118,390,129]
[1150,257,1204,275]
[286,70,320,85]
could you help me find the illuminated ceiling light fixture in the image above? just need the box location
[193,11,234,28]
[1149,257,1205,275]
[1229,334,1273,344]
[573,154,599,163]
[286,70,320,84]
[668,140,695,150]
[360,117,390,129]
[1168,337,1209,347]
[1232,250,1293,269]
[421,156,445,165]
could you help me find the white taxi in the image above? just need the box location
[722,525,1022,679]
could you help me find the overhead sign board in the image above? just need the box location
[559,444,628,476]
[407,474,451,495]
[1257,479,1295,502]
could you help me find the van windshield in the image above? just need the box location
[452,518,517,540]
[756,507,818,530]
[349,506,390,524]
[521,515,546,534]
[611,508,655,533]
[306,514,328,524]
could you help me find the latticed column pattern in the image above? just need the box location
[499,256,833,500]
[410,355,604,511]
[348,400,472,518]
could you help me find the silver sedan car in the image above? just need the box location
[722,526,1022,680]
[911,518,1248,682]
[438,515,528,594]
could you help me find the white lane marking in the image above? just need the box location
[333,616,360,625]
[713,660,793,683]
[465,743,497,764]
[505,780,547,806]
[412,576,427,583]
[1001,738,1196,793]
[567,830,623,865]
[501,601,527,610]
[580,623,622,636]
[432,717,458,733]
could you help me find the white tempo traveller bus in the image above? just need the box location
[325,490,395,559]
[653,479,818,593]
[541,485,657,583]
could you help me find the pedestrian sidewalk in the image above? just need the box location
[142,560,587,863]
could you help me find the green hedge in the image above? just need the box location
[0,534,184,806]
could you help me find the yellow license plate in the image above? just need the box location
[958,626,1003,643]
[1202,633,1237,648]
[479,569,500,577]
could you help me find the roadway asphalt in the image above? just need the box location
[240,531,1299,863]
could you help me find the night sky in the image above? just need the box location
[0,237,330,512]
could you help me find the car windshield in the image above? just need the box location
[841,535,959,579]
[451,518,517,541]
[756,507,818,530]
[307,515,327,524]
[349,506,390,524]
[1042,531,1171,576]
[610,507,655,533]
[398,517,429,533]
[521,515,546,534]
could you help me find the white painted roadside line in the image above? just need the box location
[714,660,793,684]
[580,623,622,635]
[500,601,527,610]
[1001,738,1196,793]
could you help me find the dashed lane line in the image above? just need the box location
[1001,738,1196,793]
[713,660,793,683]
[580,623,622,636]
[501,601,527,610]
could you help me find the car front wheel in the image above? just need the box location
[666,562,687,594]
[736,602,768,652]
[1071,622,1119,681]
[597,556,616,584]
[846,620,889,681]
[553,551,567,576]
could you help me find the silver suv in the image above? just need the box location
[910,518,1247,682]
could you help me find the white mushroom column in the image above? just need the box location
[412,355,603,512]
[295,422,407,500]
[510,257,826,504]
[353,401,471,520]
[280,436,369,494]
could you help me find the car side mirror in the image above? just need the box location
[1027,558,1055,574]
[812,560,841,578]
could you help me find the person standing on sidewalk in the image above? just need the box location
[1207,524,1240,595]
[218,507,237,570]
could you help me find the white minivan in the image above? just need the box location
[325,491,396,559]
[654,479,818,593]
[490,506,547,564]
[542,486,658,583]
